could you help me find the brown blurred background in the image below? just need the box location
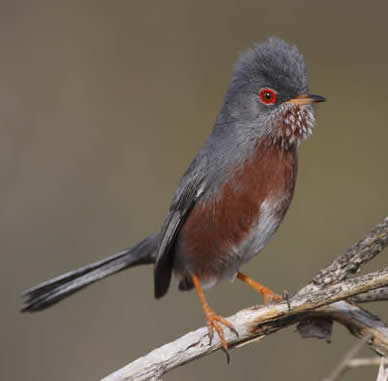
[1,1,387,380]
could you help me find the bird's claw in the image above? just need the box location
[204,308,238,363]
[283,290,291,311]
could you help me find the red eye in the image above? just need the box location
[259,88,277,105]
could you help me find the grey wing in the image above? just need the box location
[154,168,206,298]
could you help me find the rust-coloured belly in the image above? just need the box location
[175,142,298,284]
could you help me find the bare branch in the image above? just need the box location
[348,358,388,368]
[353,287,388,303]
[377,357,388,381]
[313,217,388,287]
[102,267,388,381]
[101,217,388,381]
[318,302,388,355]
[294,217,388,346]
[322,335,371,381]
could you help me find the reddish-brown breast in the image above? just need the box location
[175,140,298,284]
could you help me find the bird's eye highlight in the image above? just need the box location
[259,88,276,105]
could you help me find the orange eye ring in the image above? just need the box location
[259,88,277,105]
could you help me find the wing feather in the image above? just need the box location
[154,172,205,298]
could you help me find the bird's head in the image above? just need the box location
[220,38,326,150]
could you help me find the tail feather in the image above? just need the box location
[22,234,158,312]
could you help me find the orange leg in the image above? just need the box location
[192,275,238,362]
[237,272,282,304]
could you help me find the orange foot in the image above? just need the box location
[192,275,238,363]
[237,272,282,304]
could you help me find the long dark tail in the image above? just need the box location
[22,234,158,312]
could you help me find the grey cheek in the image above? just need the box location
[238,95,264,120]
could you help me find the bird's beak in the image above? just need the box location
[288,94,326,105]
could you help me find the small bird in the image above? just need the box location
[22,38,326,360]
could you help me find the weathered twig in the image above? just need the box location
[353,287,388,303]
[322,334,371,381]
[102,217,388,381]
[335,357,388,381]
[297,216,388,297]
[348,358,388,368]
[377,358,388,381]
[314,217,388,284]
[295,217,388,344]
[323,344,388,381]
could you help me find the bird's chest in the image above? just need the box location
[177,143,298,278]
